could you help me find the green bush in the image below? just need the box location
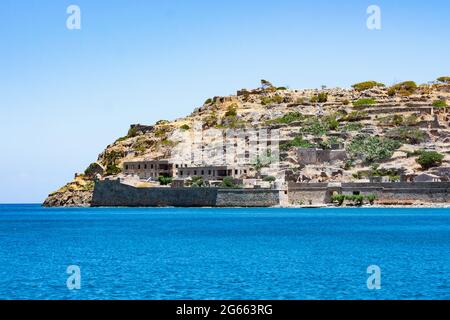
[127,126,139,138]
[437,76,450,84]
[388,81,418,96]
[105,163,121,176]
[366,194,377,205]
[331,194,345,206]
[158,176,173,186]
[270,112,305,124]
[156,120,169,125]
[301,118,329,137]
[263,176,276,182]
[416,151,444,169]
[324,115,340,131]
[353,98,377,106]
[347,135,402,164]
[180,124,190,130]
[310,93,328,103]
[386,127,427,144]
[224,104,238,117]
[432,100,447,108]
[220,177,241,188]
[352,81,385,91]
[204,98,213,105]
[280,136,313,151]
[190,176,206,188]
[343,123,363,132]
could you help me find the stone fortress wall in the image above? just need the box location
[91,179,281,207]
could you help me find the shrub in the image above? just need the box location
[353,98,377,106]
[343,122,363,132]
[158,176,173,186]
[204,98,213,105]
[386,127,427,144]
[347,135,402,164]
[324,115,340,131]
[224,104,238,117]
[180,124,190,130]
[190,176,206,188]
[388,81,418,96]
[432,100,447,108]
[220,177,241,188]
[263,176,276,182]
[437,76,450,84]
[84,163,103,177]
[127,126,138,138]
[280,136,313,151]
[366,194,377,205]
[301,118,329,136]
[156,120,169,125]
[331,194,345,206]
[105,163,121,176]
[416,151,444,169]
[271,112,305,124]
[352,81,385,91]
[404,114,418,126]
[342,99,350,105]
[276,87,288,91]
[310,93,328,103]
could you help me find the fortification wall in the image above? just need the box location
[92,179,280,207]
[216,189,280,207]
[287,182,450,204]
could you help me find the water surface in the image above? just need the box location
[0,205,449,300]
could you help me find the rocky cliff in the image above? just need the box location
[43,79,450,207]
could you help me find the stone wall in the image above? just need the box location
[216,189,280,207]
[297,148,347,165]
[287,182,450,204]
[92,179,280,207]
[287,183,329,205]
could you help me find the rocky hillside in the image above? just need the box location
[43,78,450,207]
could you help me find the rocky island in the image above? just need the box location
[44,78,450,208]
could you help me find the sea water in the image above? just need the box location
[0,204,449,300]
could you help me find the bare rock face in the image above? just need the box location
[43,176,94,207]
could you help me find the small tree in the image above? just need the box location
[331,194,345,206]
[437,76,450,84]
[261,79,274,90]
[416,151,444,170]
[158,176,173,186]
[190,176,206,188]
[220,177,241,188]
[366,194,377,205]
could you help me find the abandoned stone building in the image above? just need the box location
[123,159,177,180]
[177,165,250,181]
[297,147,347,165]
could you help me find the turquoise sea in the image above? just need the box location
[0,204,449,300]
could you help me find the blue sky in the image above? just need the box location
[0,0,449,203]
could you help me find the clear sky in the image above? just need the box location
[0,0,449,203]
